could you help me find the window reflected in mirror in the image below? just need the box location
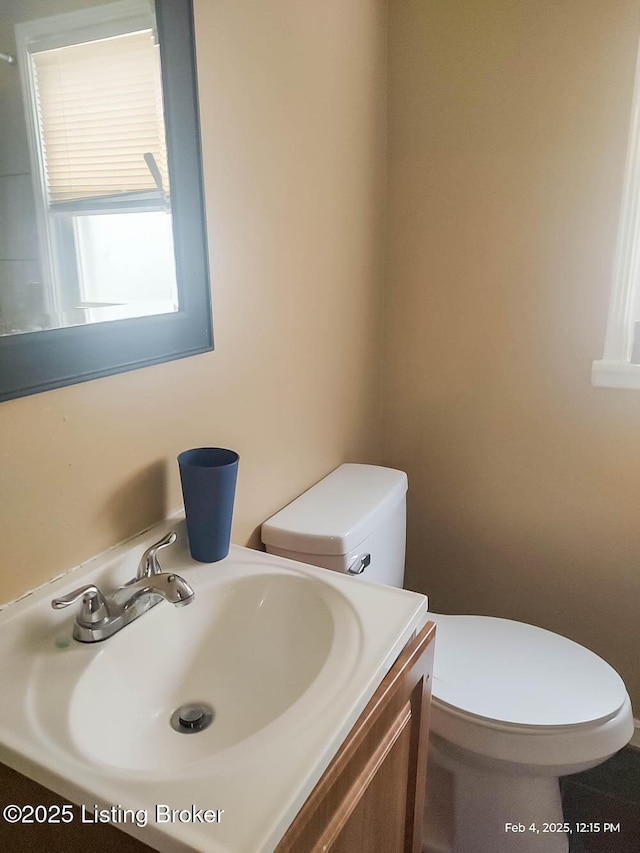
[1,0,179,336]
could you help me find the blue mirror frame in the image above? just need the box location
[0,0,212,402]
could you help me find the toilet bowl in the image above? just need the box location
[423,613,633,853]
[261,464,634,853]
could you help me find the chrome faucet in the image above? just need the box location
[51,531,195,642]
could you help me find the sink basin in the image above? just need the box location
[32,574,340,772]
[0,520,427,853]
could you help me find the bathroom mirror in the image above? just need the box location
[0,0,211,402]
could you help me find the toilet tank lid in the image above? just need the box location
[261,464,408,557]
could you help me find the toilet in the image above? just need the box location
[261,463,634,853]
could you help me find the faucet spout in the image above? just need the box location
[114,572,195,613]
[163,573,195,607]
[120,572,195,611]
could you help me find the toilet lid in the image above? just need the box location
[430,614,628,727]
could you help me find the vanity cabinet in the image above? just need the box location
[0,621,434,853]
[276,619,435,853]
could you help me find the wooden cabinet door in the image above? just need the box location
[276,619,435,853]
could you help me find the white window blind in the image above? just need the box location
[31,29,169,205]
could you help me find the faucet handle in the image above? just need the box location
[136,531,177,579]
[51,584,109,625]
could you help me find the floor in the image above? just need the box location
[562,746,640,853]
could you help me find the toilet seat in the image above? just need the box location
[427,613,633,770]
[429,613,627,726]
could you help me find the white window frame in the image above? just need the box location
[592,41,640,388]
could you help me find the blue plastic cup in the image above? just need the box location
[177,448,239,562]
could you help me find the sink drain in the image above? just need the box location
[170,702,214,734]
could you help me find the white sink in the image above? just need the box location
[0,520,427,853]
[33,573,342,773]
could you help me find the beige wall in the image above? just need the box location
[0,0,387,604]
[385,0,640,710]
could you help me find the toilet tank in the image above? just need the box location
[261,464,407,587]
